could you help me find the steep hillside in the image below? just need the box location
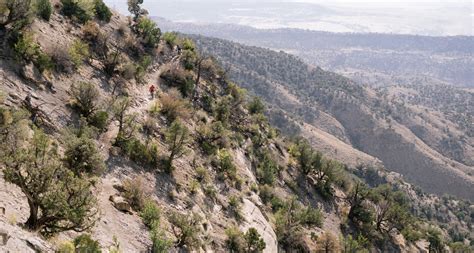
[191,35,474,200]
[0,1,472,253]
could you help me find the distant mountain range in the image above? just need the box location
[156,18,474,88]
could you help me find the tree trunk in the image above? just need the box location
[193,58,206,104]
[118,114,124,134]
[376,219,382,232]
[25,199,39,230]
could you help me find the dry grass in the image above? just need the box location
[159,88,191,122]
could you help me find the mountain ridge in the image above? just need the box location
[189,34,474,200]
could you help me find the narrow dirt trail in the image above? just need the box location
[92,57,183,252]
[131,54,182,114]
[98,54,181,157]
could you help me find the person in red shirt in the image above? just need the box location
[149,84,156,99]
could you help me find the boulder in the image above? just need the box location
[240,198,278,253]
[0,230,9,246]
[20,63,44,85]
[109,195,131,213]
[26,238,43,252]
[112,184,126,193]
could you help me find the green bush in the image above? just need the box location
[61,0,95,24]
[248,96,265,114]
[56,240,75,253]
[182,50,197,70]
[225,227,245,252]
[127,0,145,21]
[14,32,54,73]
[259,185,285,212]
[215,149,237,180]
[36,0,53,21]
[189,180,200,195]
[35,51,54,72]
[244,228,266,252]
[226,82,246,105]
[449,242,471,252]
[0,108,9,128]
[256,151,279,185]
[215,97,231,124]
[426,227,444,253]
[73,234,101,253]
[182,38,196,51]
[298,206,323,227]
[315,232,339,252]
[63,135,106,176]
[201,94,214,113]
[196,121,228,155]
[69,39,90,68]
[163,32,178,46]
[164,120,189,173]
[70,81,100,118]
[116,137,159,167]
[1,126,98,236]
[160,67,195,97]
[94,0,111,22]
[150,226,172,253]
[274,199,305,250]
[135,55,152,83]
[270,196,285,212]
[123,177,146,211]
[168,212,202,249]
[136,16,161,48]
[228,195,243,221]
[140,199,161,228]
[258,184,274,204]
[341,234,370,253]
[195,166,209,182]
[88,110,108,131]
[229,195,240,210]
[203,184,217,200]
[401,226,423,243]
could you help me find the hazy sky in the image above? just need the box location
[104,0,473,35]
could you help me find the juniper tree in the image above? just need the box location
[0,0,32,28]
[63,134,106,176]
[369,184,411,234]
[0,115,97,236]
[169,211,201,249]
[70,81,100,118]
[127,0,146,22]
[244,228,266,253]
[164,120,189,173]
[111,96,131,136]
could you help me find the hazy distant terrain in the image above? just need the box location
[157,20,474,88]
[105,0,473,36]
